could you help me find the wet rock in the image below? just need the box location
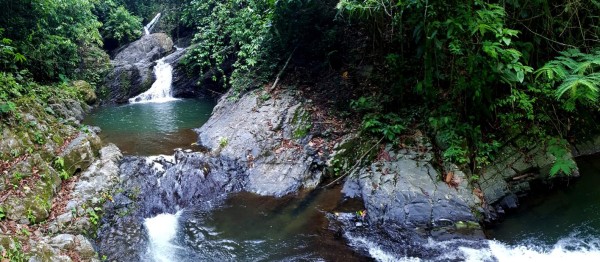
[343,146,480,231]
[479,141,581,222]
[573,134,600,157]
[103,62,155,104]
[195,89,323,197]
[328,212,487,261]
[97,151,246,261]
[166,47,233,99]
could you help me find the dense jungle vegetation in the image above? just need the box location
[2,0,600,177]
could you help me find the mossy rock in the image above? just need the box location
[59,132,102,176]
[327,136,378,177]
[4,156,60,224]
[290,107,312,139]
[72,80,97,105]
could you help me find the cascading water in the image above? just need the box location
[143,212,182,262]
[128,58,178,103]
[343,235,600,261]
[144,13,162,35]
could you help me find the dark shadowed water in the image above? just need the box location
[83,99,216,155]
[489,155,600,245]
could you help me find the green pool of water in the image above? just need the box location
[83,99,216,155]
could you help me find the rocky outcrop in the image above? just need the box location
[113,33,173,64]
[343,146,481,232]
[195,89,324,196]
[97,151,247,261]
[2,131,101,224]
[336,137,483,237]
[164,46,232,99]
[8,143,124,262]
[103,33,174,104]
[327,139,484,260]
[477,138,580,222]
[27,234,98,262]
[71,80,97,105]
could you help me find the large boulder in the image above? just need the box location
[103,62,155,103]
[342,144,482,235]
[328,142,485,260]
[113,33,173,64]
[72,80,97,105]
[195,89,324,196]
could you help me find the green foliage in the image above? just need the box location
[547,138,577,177]
[0,28,25,72]
[3,240,26,262]
[0,0,105,82]
[102,6,143,45]
[218,137,229,148]
[536,49,600,111]
[26,208,35,224]
[182,0,275,92]
[53,157,65,170]
[87,207,102,225]
[351,96,406,143]
[362,113,405,142]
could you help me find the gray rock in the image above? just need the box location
[49,234,75,249]
[195,89,323,197]
[75,235,97,260]
[59,132,102,176]
[343,147,481,231]
[114,33,173,64]
[68,144,122,206]
[103,62,155,104]
[49,98,88,122]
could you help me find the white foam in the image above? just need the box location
[484,239,600,262]
[345,233,419,262]
[144,212,182,262]
[129,58,179,104]
[346,232,600,261]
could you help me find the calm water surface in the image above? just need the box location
[83,99,216,155]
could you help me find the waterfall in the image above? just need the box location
[129,58,178,104]
[144,13,162,35]
[144,212,182,262]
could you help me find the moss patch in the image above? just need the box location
[327,136,378,177]
[291,107,312,139]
